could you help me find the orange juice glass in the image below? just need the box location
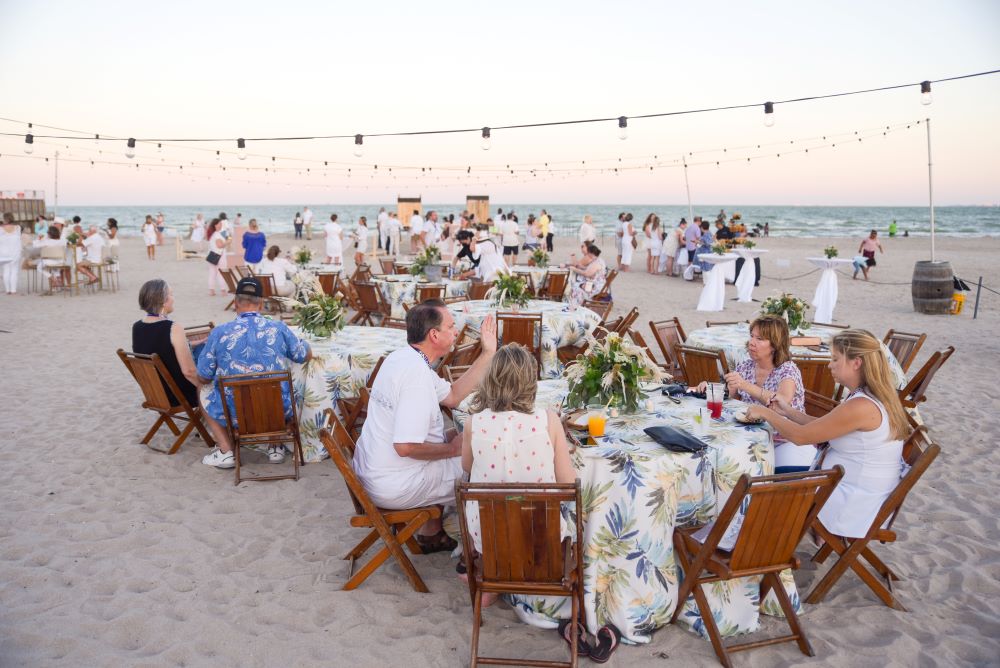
[587,404,607,438]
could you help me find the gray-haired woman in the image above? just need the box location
[132,279,203,406]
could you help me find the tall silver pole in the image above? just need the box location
[682,154,693,222]
[53,150,60,215]
[925,118,935,262]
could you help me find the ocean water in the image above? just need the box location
[51,204,998,239]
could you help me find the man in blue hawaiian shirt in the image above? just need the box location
[197,277,312,469]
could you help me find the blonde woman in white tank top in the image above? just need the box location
[744,329,910,538]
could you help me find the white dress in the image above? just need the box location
[465,407,562,554]
[324,222,343,259]
[142,223,158,246]
[648,228,662,257]
[191,219,206,242]
[818,389,904,538]
[0,227,23,293]
[474,238,509,283]
[620,223,635,265]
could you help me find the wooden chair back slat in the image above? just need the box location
[677,344,730,386]
[467,280,491,300]
[317,271,340,297]
[379,257,396,275]
[706,320,744,328]
[220,268,238,293]
[592,268,617,301]
[793,355,837,399]
[582,299,612,324]
[513,270,536,297]
[120,352,174,410]
[613,306,639,335]
[415,283,446,303]
[352,264,373,283]
[323,410,367,516]
[649,318,686,380]
[882,329,927,373]
[233,265,253,279]
[898,345,954,409]
[538,269,569,301]
[804,389,838,418]
[497,312,543,377]
[220,372,291,436]
[183,322,215,347]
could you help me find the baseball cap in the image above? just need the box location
[235,277,263,297]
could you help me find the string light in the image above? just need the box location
[920,80,932,105]
[125,138,136,159]
[157,143,162,154]
[24,134,33,154]
[353,134,364,158]
[481,127,491,151]
[764,102,775,127]
[618,117,628,140]
[237,138,246,160]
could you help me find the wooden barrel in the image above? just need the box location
[912,261,954,314]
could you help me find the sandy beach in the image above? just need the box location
[1,232,998,668]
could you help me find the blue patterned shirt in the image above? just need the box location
[197,313,310,424]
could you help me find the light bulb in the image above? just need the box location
[157,143,162,154]
[353,134,364,158]
[920,80,932,106]
[94,133,100,149]
[24,134,34,154]
[237,138,246,160]
[763,102,775,127]
[125,138,136,159]
[618,116,628,141]
[480,127,491,151]
[215,150,221,162]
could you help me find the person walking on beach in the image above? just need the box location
[645,214,662,274]
[206,218,231,296]
[385,212,401,256]
[854,229,885,280]
[614,212,625,266]
[410,210,425,253]
[619,213,635,271]
[325,214,344,264]
[377,207,388,251]
[888,220,898,237]
[353,217,370,266]
[302,207,314,240]
[142,215,158,260]
[578,215,596,246]
[293,212,303,239]
[155,212,166,246]
[764,222,770,237]
[540,209,553,252]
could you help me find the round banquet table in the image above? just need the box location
[289,325,407,461]
[807,257,855,324]
[372,275,470,318]
[696,254,739,312]
[686,322,906,388]
[447,300,600,378]
[452,379,798,644]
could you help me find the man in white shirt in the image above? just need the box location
[376,207,389,251]
[385,213,402,256]
[302,207,314,240]
[77,226,105,284]
[500,216,520,266]
[354,301,498,550]
[409,210,425,253]
[578,214,596,245]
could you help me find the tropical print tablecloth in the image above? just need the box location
[686,323,906,388]
[453,380,798,644]
[448,300,600,378]
[372,275,470,318]
[289,325,407,461]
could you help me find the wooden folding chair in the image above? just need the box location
[219,268,239,310]
[649,318,687,383]
[337,356,385,440]
[255,273,284,313]
[803,389,838,418]
[352,264,374,283]
[319,410,440,592]
[437,340,481,381]
[468,280,491,300]
[627,329,672,375]
[116,349,215,454]
[591,268,617,302]
[415,282,446,303]
[378,257,396,275]
[183,322,215,351]
[792,355,837,399]
[582,299,612,324]
[497,311,543,378]
[393,261,412,275]
[671,468,844,668]
[39,245,74,295]
[217,370,305,485]
[897,345,955,410]
[233,265,253,280]
[882,330,928,374]
[317,271,340,298]
[350,282,391,326]
[513,269,537,297]
[806,427,940,610]
[456,481,585,668]
[537,269,569,301]
[677,344,730,387]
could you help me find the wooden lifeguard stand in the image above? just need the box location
[466,195,489,227]
[0,190,46,232]
[398,197,421,230]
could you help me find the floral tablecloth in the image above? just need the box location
[448,300,600,378]
[290,325,407,461]
[686,323,906,388]
[372,275,470,318]
[453,379,796,644]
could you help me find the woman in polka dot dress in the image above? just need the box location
[461,344,576,555]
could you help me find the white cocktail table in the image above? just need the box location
[807,257,854,324]
[734,248,769,302]
[697,253,739,312]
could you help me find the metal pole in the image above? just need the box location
[682,154,693,222]
[925,118,935,262]
[974,276,982,319]
[53,150,60,215]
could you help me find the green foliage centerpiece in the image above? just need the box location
[277,277,346,338]
[761,292,810,332]
[487,273,531,308]
[742,239,756,249]
[823,245,839,259]
[292,246,313,267]
[564,331,666,413]
[711,242,728,255]
[408,245,442,278]
[530,248,549,267]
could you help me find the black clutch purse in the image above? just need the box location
[643,425,707,453]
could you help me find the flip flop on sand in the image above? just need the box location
[558,619,591,657]
[414,530,457,554]
[590,623,621,663]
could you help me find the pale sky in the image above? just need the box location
[1,0,998,206]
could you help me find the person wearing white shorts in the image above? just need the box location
[353,302,498,552]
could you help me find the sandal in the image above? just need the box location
[590,623,621,663]
[558,619,591,657]
[415,530,457,554]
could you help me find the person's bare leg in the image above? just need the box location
[204,415,233,453]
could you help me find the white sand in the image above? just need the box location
[1,233,998,667]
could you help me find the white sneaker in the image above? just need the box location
[202,447,235,469]
[267,445,287,464]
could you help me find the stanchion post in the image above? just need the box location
[974,276,982,319]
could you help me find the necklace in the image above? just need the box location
[410,345,433,369]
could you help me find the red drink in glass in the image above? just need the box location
[707,400,723,419]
